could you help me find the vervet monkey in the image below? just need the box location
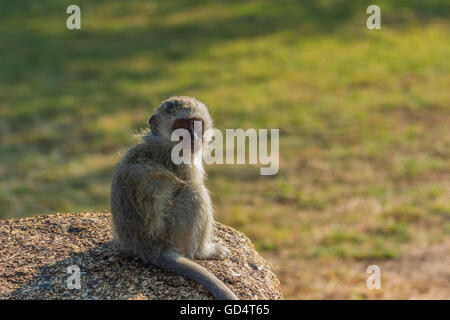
[111,96,238,300]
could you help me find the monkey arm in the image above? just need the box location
[124,163,187,238]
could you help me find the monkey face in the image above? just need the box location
[148,97,214,155]
[172,117,205,152]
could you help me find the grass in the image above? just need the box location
[0,0,449,299]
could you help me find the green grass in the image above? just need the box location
[0,0,449,298]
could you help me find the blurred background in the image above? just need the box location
[0,0,449,299]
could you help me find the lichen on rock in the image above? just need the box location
[0,211,282,300]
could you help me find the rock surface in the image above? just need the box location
[0,211,282,300]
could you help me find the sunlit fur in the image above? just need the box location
[110,96,238,300]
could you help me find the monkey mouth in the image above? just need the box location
[191,141,203,153]
[177,136,201,153]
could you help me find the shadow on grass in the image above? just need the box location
[1,0,448,122]
[0,0,448,217]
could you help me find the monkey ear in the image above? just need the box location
[148,114,161,134]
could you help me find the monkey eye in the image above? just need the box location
[172,118,204,134]
[172,119,191,131]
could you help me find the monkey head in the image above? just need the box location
[148,96,214,152]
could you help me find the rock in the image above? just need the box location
[0,211,282,300]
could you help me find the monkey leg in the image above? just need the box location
[193,214,231,260]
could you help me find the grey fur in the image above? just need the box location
[111,96,238,300]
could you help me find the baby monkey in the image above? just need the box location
[111,96,238,300]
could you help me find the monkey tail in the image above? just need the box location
[155,250,239,300]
